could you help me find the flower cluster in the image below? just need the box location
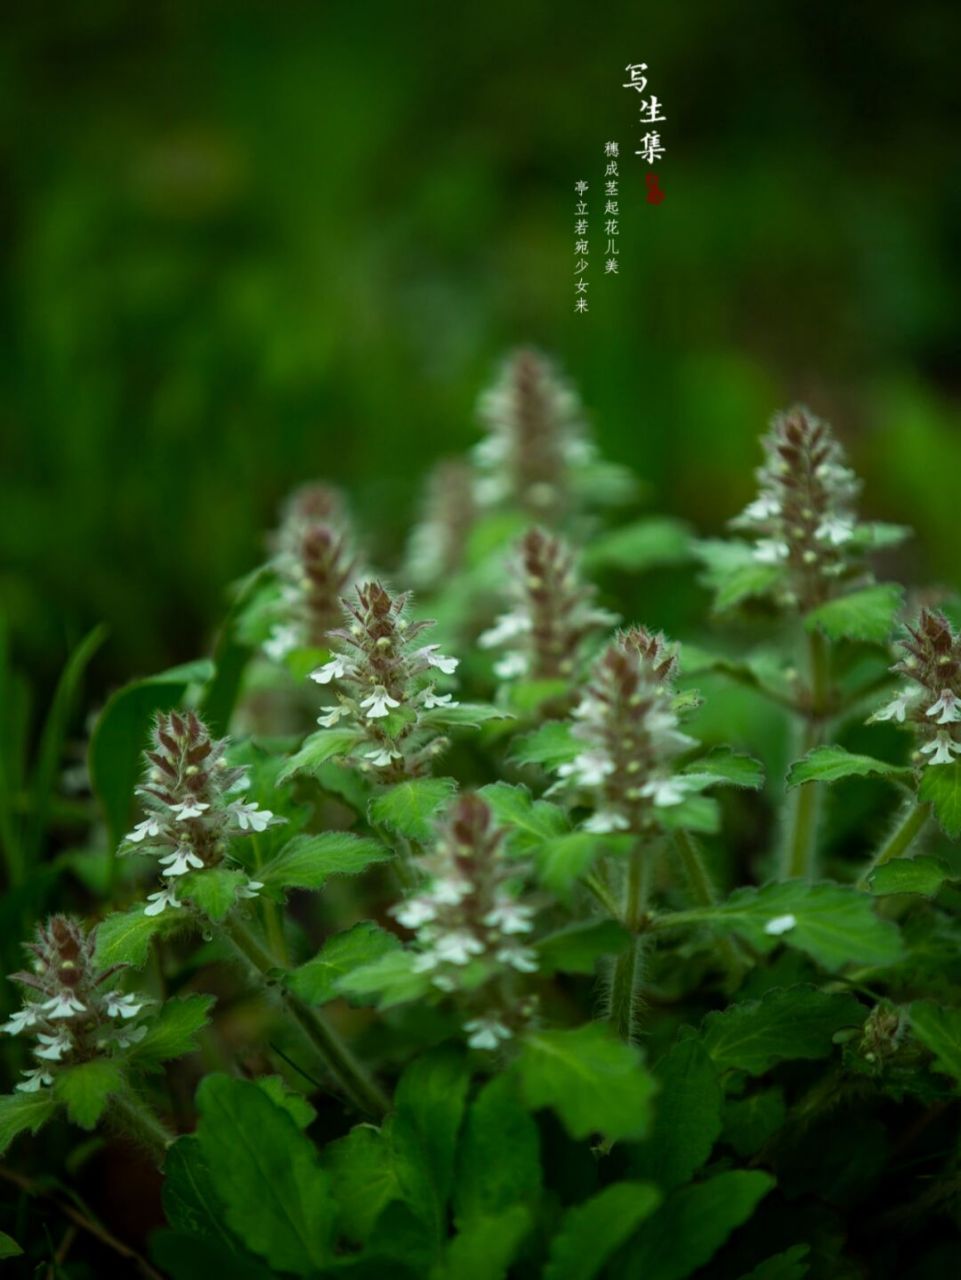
[472,348,593,521]
[262,483,361,660]
[869,609,961,766]
[730,405,863,610]
[2,916,148,1093]
[405,458,478,589]
[555,627,697,834]
[480,527,616,682]
[124,710,280,915]
[390,794,538,1049]
[310,581,461,779]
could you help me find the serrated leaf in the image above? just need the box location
[454,1076,541,1228]
[534,832,633,895]
[535,919,632,975]
[700,985,865,1075]
[804,583,904,645]
[630,1039,723,1191]
[0,1091,59,1155]
[54,1059,124,1129]
[94,905,188,969]
[786,745,907,787]
[869,856,950,898]
[910,1001,961,1084]
[545,1182,661,1280]
[162,1135,247,1253]
[721,1087,787,1157]
[127,995,215,1069]
[919,761,961,838]
[256,1077,316,1129]
[621,1170,775,1280]
[277,730,364,783]
[195,1074,335,1275]
[180,868,247,920]
[515,1023,655,1142]
[442,1207,532,1280]
[260,831,390,890]
[0,1233,22,1259]
[337,949,432,1008]
[288,921,401,1005]
[477,782,570,849]
[369,777,457,841]
[422,703,512,728]
[582,517,692,573]
[323,1123,401,1245]
[682,748,765,791]
[657,794,722,834]
[509,722,580,769]
[737,1245,810,1280]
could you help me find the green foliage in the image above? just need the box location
[700,986,866,1075]
[127,995,215,1070]
[276,729,365,783]
[259,831,391,890]
[804,584,904,644]
[786,746,908,787]
[535,919,632,974]
[544,1182,662,1280]
[453,1075,541,1227]
[288,921,401,1005]
[0,1091,59,1156]
[629,1039,723,1191]
[582,517,692,573]
[94,904,188,968]
[0,1233,22,1259]
[919,761,961,837]
[180,867,247,919]
[53,1059,123,1128]
[868,855,951,897]
[368,777,458,841]
[910,1002,961,1085]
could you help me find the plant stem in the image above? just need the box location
[107,1090,176,1168]
[609,843,648,1042]
[219,914,389,1119]
[674,829,745,985]
[857,800,931,890]
[783,628,831,880]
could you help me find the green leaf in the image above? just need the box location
[336,949,432,1009]
[288,921,401,1005]
[682,748,765,791]
[89,659,215,848]
[621,1170,775,1280]
[127,995,215,1069]
[442,1207,532,1280]
[515,1023,655,1142]
[260,831,390,890]
[657,794,722,835]
[0,1232,22,1259]
[150,1231,272,1280]
[389,1046,471,1239]
[54,1059,124,1129]
[910,1001,961,1084]
[919,760,961,838]
[255,1077,315,1129]
[700,985,866,1076]
[195,1074,335,1275]
[509,722,580,769]
[721,1088,786,1158]
[0,1091,59,1156]
[180,868,247,920]
[737,1245,811,1280]
[478,782,570,849]
[630,1039,723,1191]
[545,1182,662,1280]
[696,541,781,611]
[422,703,512,728]
[323,1123,401,1245]
[94,905,188,969]
[804,583,904,645]
[582,517,692,573]
[786,745,907,787]
[663,880,904,971]
[163,1136,247,1253]
[534,832,633,895]
[369,777,458,841]
[869,855,951,897]
[535,919,632,975]
[276,729,364,783]
[454,1076,541,1227]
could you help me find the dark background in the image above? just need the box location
[3,0,961,703]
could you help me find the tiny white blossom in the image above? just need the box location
[35,1028,72,1061]
[263,624,300,661]
[641,776,689,807]
[159,846,205,876]
[360,687,401,719]
[144,887,182,916]
[417,645,459,674]
[365,747,402,767]
[465,1017,512,1051]
[237,878,264,900]
[230,801,278,832]
[16,1067,54,1093]
[310,655,352,684]
[582,810,630,833]
[317,703,351,727]
[496,945,538,973]
[2,1006,41,1035]
[42,992,85,1019]
[422,688,458,710]
[105,992,146,1019]
[478,611,530,649]
[434,930,485,965]
[738,494,781,523]
[920,732,961,766]
[753,539,789,565]
[816,516,855,546]
[483,899,534,935]
[764,913,797,936]
[393,898,437,929]
[494,651,528,679]
[870,689,916,724]
[411,950,440,973]
[926,690,961,725]
[558,750,614,787]
[170,801,209,821]
[431,876,471,906]
[112,1023,149,1049]
[126,815,162,843]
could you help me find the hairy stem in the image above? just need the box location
[857,799,931,890]
[219,914,389,1119]
[608,844,648,1042]
[107,1090,176,1168]
[674,830,745,985]
[784,627,831,880]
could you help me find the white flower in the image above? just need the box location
[2,1006,41,1035]
[417,645,459,674]
[411,950,440,973]
[434,930,485,965]
[35,1028,72,1061]
[170,801,209,821]
[738,494,780,523]
[753,539,789,565]
[317,703,351,727]
[465,1017,512,1051]
[483,899,534,935]
[365,747,401,767]
[764,913,797,936]
[582,810,630,833]
[105,993,146,1019]
[144,887,182,916]
[558,750,614,788]
[431,876,471,906]
[572,695,605,720]
[920,732,961,766]
[263,624,300,661]
[360,687,401,719]
[159,846,204,876]
[496,946,538,973]
[230,801,278,832]
[870,689,916,724]
[310,655,352,684]
[16,1067,54,1093]
[641,776,689,807]
[43,992,85,1019]
[422,688,458,710]
[926,690,961,725]
[816,516,855,546]
[494,651,528,679]
[237,878,264,900]
[126,815,162,843]
[112,1024,148,1049]
[479,611,530,649]
[393,898,437,929]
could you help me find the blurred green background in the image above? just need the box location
[3,0,961,705]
